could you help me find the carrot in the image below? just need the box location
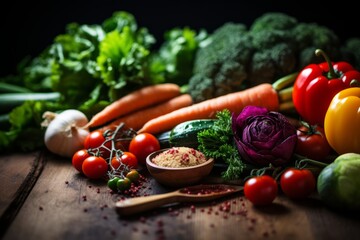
[101,94,193,131]
[137,83,279,135]
[85,83,181,129]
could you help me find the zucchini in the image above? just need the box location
[156,130,171,149]
[169,119,216,148]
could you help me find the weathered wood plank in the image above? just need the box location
[2,152,360,240]
[0,151,45,238]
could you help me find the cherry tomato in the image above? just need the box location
[117,177,131,191]
[84,130,112,159]
[82,156,108,179]
[107,177,120,191]
[72,149,90,173]
[120,152,138,168]
[110,157,121,169]
[280,168,316,199]
[244,175,278,206]
[295,124,332,161]
[129,133,160,165]
[111,152,138,169]
[126,169,140,182]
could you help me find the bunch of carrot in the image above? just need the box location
[85,83,193,131]
[87,74,295,136]
[137,83,281,135]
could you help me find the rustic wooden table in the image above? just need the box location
[1,151,359,240]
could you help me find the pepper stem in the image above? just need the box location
[315,49,337,79]
[350,79,360,87]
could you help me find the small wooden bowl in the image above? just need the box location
[146,148,214,187]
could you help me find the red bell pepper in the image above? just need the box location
[292,49,360,127]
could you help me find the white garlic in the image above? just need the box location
[43,109,90,158]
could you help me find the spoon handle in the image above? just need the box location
[116,191,183,216]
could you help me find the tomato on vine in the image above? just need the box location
[72,149,90,173]
[82,156,108,179]
[244,175,278,206]
[295,122,332,161]
[84,130,112,159]
[107,177,120,191]
[111,152,138,169]
[117,178,132,191]
[126,169,140,182]
[280,168,316,199]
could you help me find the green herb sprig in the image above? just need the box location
[197,109,247,180]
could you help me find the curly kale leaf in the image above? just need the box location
[197,109,247,180]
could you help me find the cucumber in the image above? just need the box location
[156,130,171,149]
[169,119,216,149]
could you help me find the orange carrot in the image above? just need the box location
[85,83,181,128]
[137,83,279,135]
[101,94,193,131]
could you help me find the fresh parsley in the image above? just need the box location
[197,109,247,180]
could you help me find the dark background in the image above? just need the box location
[1,0,358,77]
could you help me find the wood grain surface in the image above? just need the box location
[0,151,359,240]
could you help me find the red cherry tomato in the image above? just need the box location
[129,133,160,165]
[120,152,138,168]
[295,124,332,161]
[84,130,112,159]
[82,156,108,179]
[111,152,138,169]
[72,149,91,173]
[244,175,278,206]
[280,168,316,199]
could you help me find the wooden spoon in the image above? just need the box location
[116,184,243,216]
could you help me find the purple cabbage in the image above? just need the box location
[232,106,297,166]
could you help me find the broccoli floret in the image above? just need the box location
[187,74,214,103]
[292,23,341,68]
[188,23,252,103]
[341,38,360,70]
[250,12,298,32]
[187,12,343,103]
[248,43,296,85]
[248,29,297,85]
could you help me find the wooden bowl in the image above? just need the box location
[146,148,214,187]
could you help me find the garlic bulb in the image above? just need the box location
[43,109,90,158]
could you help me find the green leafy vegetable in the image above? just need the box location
[197,109,247,180]
[150,27,208,86]
[0,11,204,153]
[97,27,153,99]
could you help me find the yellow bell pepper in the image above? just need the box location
[324,87,360,154]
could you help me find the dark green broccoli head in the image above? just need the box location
[291,23,316,49]
[187,74,214,103]
[292,23,341,68]
[251,29,295,50]
[250,12,298,32]
[248,43,296,86]
[193,22,252,73]
[341,38,360,70]
[189,22,252,102]
[188,61,247,103]
[248,29,297,85]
